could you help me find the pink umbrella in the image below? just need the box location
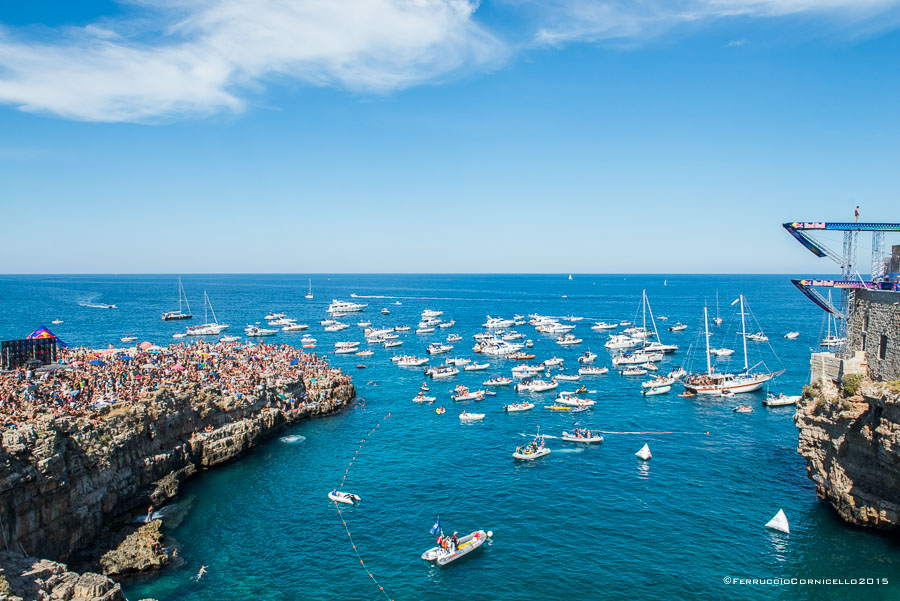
[139,341,153,351]
[173,364,185,371]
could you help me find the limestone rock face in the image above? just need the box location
[795,383,900,530]
[0,376,355,564]
[98,521,167,577]
[0,551,132,601]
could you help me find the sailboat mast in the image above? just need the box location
[209,293,219,325]
[203,291,208,324]
[704,305,712,375]
[740,294,749,372]
[177,277,182,313]
[182,280,192,316]
[642,289,646,330]
[646,291,661,342]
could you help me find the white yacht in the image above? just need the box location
[604,335,639,350]
[326,300,368,314]
[186,292,229,336]
[162,277,193,321]
[483,316,515,329]
[245,325,278,337]
[591,322,618,330]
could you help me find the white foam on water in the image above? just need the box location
[280,435,307,444]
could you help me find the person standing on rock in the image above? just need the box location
[145,506,153,523]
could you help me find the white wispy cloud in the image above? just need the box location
[0,0,503,122]
[1,0,898,123]
[532,0,900,44]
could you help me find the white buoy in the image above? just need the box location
[635,443,652,460]
[487,530,493,538]
[765,509,790,533]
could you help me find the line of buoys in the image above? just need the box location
[333,412,393,601]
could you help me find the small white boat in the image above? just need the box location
[464,362,490,371]
[265,312,286,320]
[219,335,239,343]
[513,435,550,460]
[515,379,558,392]
[399,356,429,367]
[120,335,137,343]
[416,327,436,334]
[383,340,403,348]
[356,350,374,357]
[578,366,609,376]
[733,404,753,413]
[555,334,582,346]
[642,376,676,389]
[357,321,371,327]
[328,490,361,505]
[561,429,604,443]
[542,357,564,367]
[555,373,580,381]
[784,331,800,340]
[710,348,735,357]
[592,322,618,330]
[635,444,652,460]
[484,377,512,386]
[668,323,688,332]
[555,392,595,406]
[421,530,490,566]
[282,323,309,332]
[394,325,411,332]
[503,402,534,412]
[577,351,597,364]
[746,332,769,342]
[447,334,462,342]
[642,385,671,396]
[427,343,453,354]
[446,357,471,366]
[413,394,436,403]
[763,393,800,407]
[51,319,64,325]
[621,367,648,376]
[459,411,485,422]
[173,332,187,339]
[428,366,460,379]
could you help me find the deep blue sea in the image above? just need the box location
[1,274,897,601]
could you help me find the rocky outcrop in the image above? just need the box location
[98,521,166,577]
[0,551,135,601]
[795,382,900,531]
[0,376,354,566]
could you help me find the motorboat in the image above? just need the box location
[186,291,229,335]
[335,341,360,348]
[642,341,678,354]
[282,323,309,332]
[427,343,453,354]
[657,316,669,321]
[784,331,800,340]
[328,490,360,505]
[173,332,187,339]
[324,322,350,332]
[245,325,278,337]
[763,393,800,407]
[265,312,286,320]
[611,351,663,366]
[51,319,64,325]
[357,320,372,327]
[219,335,239,343]
[668,367,687,379]
[383,340,403,348]
[464,362,490,371]
[416,327,436,334]
[525,339,534,347]
[413,393,436,403]
[641,362,659,371]
[268,317,296,326]
[621,367,648,376]
[422,309,443,319]
[514,379,558,392]
[746,332,769,342]
[542,357,564,367]
[733,404,753,413]
[447,334,462,342]
[642,385,671,396]
[642,376,676,388]
[421,530,490,566]
[483,316,516,329]
[554,391,595,406]
[120,335,137,343]
[300,334,317,343]
[604,335,640,350]
[428,366,460,379]
[398,356,429,367]
[710,347,735,357]
[452,386,485,401]
[503,402,534,412]
[619,320,632,326]
[577,351,597,364]
[327,300,368,314]
[484,376,512,386]
[446,357,471,366]
[513,434,551,460]
[511,364,544,377]
[395,325,411,332]
[668,323,688,332]
[561,429,604,443]
[556,334,582,346]
[578,366,609,376]
[555,373,580,381]
[356,350,374,357]
[821,335,845,347]
[592,322,618,330]
[381,308,390,315]
[438,320,456,329]
[334,347,358,354]
[459,411,485,421]
[501,331,525,341]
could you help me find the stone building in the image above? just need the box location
[847,289,900,381]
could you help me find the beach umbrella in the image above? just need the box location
[173,364,185,371]
[289,357,300,366]
[89,360,106,366]
[119,355,133,361]
[139,341,153,351]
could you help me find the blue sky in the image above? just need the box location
[1,1,899,274]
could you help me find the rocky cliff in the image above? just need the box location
[0,551,134,601]
[795,381,900,531]
[0,376,354,565]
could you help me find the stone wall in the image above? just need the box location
[847,289,900,381]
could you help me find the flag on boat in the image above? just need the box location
[430,518,441,536]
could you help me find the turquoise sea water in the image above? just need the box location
[1,274,897,601]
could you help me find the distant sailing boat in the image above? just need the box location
[161,277,193,321]
[683,294,782,395]
[186,292,229,336]
[712,290,723,325]
[568,274,573,280]
[305,278,314,300]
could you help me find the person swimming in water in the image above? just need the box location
[197,565,207,580]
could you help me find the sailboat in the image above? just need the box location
[186,292,229,336]
[820,291,845,347]
[305,278,314,300]
[637,290,678,354]
[683,295,782,395]
[568,274,573,280]
[712,290,723,326]
[162,277,193,321]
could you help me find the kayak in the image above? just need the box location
[421,530,490,566]
[328,491,361,505]
[543,405,571,411]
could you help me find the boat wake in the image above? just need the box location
[554,448,586,454]
[280,435,306,444]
